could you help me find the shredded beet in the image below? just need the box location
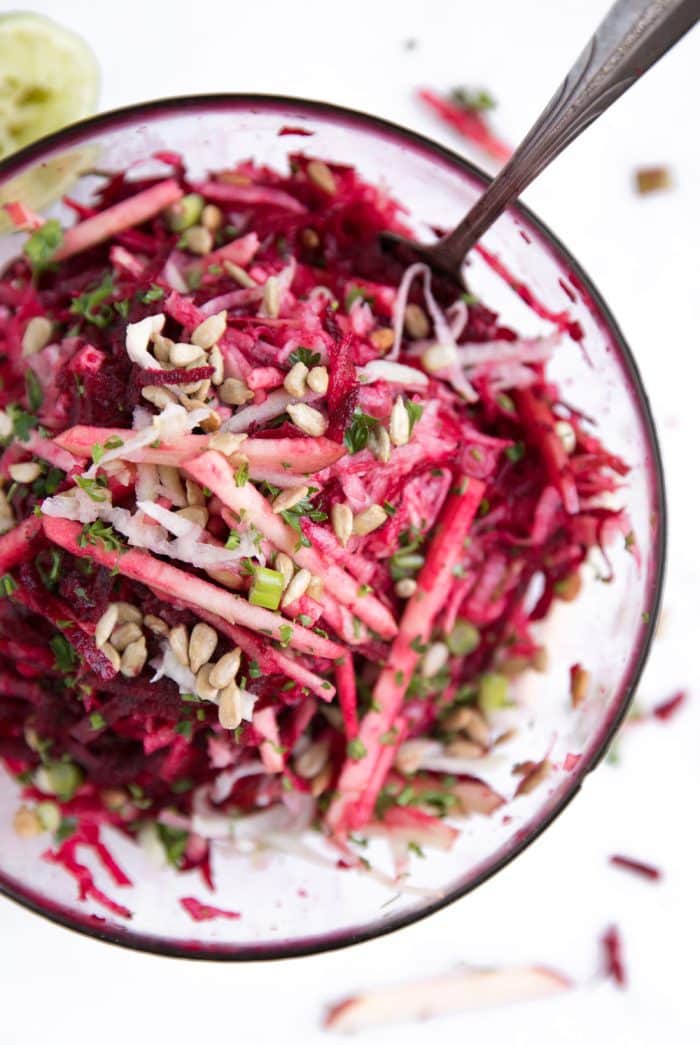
[179,896,241,922]
[609,854,662,881]
[600,925,627,988]
[417,88,512,163]
[651,690,687,721]
[0,145,630,904]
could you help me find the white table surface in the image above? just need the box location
[2,1,698,1042]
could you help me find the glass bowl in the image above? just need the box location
[0,95,665,960]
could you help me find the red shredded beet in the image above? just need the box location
[609,854,662,881]
[179,896,241,922]
[600,925,626,988]
[651,690,687,721]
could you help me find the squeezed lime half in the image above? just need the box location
[0,11,99,161]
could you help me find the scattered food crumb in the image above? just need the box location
[634,166,673,195]
[651,689,686,722]
[324,965,571,1033]
[600,925,626,988]
[609,854,662,881]
[179,896,241,922]
[403,38,418,51]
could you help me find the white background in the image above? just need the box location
[1,1,699,1042]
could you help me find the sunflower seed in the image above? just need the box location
[281,568,312,607]
[275,552,294,590]
[283,360,308,398]
[113,601,143,624]
[110,622,143,652]
[294,737,330,779]
[9,461,41,483]
[352,504,387,536]
[208,648,242,689]
[306,365,329,394]
[272,485,309,514]
[169,624,190,667]
[183,225,213,255]
[120,637,147,677]
[144,614,169,636]
[331,503,353,547]
[176,505,209,527]
[219,378,253,406]
[307,160,336,194]
[142,385,177,409]
[389,396,410,446]
[394,578,416,598]
[95,604,119,649]
[201,204,223,231]
[421,641,449,678]
[192,311,227,350]
[218,680,243,729]
[224,261,256,288]
[286,402,328,436]
[22,316,53,357]
[404,303,430,339]
[189,622,218,674]
[195,663,219,702]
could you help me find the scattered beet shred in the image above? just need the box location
[0,146,630,914]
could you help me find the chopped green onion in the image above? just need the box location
[478,672,509,711]
[447,620,481,657]
[166,193,204,232]
[249,566,285,610]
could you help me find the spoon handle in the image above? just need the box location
[435,0,699,270]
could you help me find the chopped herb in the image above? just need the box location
[248,659,262,679]
[281,775,293,792]
[139,284,165,304]
[357,584,372,596]
[0,574,17,597]
[280,488,327,548]
[174,720,193,739]
[396,785,414,805]
[114,299,130,319]
[409,635,428,654]
[450,86,497,112]
[289,346,321,368]
[344,410,378,454]
[70,272,116,328]
[23,219,63,272]
[496,393,515,414]
[171,778,194,794]
[89,712,106,731]
[345,286,374,310]
[394,670,405,686]
[408,841,425,858]
[380,727,399,745]
[224,530,241,551]
[461,291,479,305]
[7,404,39,442]
[505,441,525,463]
[298,613,312,627]
[347,738,367,760]
[278,623,293,647]
[156,824,189,868]
[55,817,78,844]
[78,520,125,553]
[313,626,329,639]
[50,635,77,673]
[74,474,108,502]
[478,497,490,517]
[180,692,202,703]
[405,399,423,434]
[25,369,43,411]
[234,460,249,487]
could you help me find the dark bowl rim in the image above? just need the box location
[0,92,667,962]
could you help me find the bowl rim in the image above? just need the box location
[0,92,667,962]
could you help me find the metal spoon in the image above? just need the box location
[382,0,698,287]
